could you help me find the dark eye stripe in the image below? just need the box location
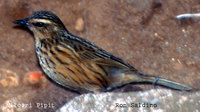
[32,22,45,27]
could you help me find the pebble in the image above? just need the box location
[0,69,19,88]
[75,17,84,31]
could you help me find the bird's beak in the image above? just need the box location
[13,18,29,26]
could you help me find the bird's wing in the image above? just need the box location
[63,34,136,71]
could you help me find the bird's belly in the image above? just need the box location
[35,47,110,92]
[36,49,84,90]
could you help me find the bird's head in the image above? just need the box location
[13,11,67,40]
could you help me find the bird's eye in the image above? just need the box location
[32,22,45,27]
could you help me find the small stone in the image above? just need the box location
[0,69,19,88]
[23,71,45,85]
[0,79,8,87]
[75,17,84,32]
[154,33,158,36]
[186,60,195,65]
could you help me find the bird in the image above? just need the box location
[13,11,192,93]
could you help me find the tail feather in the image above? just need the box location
[123,72,192,91]
[152,77,192,91]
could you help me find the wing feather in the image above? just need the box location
[62,33,136,71]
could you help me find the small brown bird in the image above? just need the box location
[13,11,191,93]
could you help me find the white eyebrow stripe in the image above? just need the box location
[32,19,52,24]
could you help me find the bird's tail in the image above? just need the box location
[120,72,192,91]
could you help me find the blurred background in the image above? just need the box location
[0,0,200,111]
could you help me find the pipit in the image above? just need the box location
[13,11,191,93]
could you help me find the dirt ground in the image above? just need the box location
[0,0,200,111]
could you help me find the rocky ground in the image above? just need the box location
[57,89,200,112]
[0,0,200,112]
